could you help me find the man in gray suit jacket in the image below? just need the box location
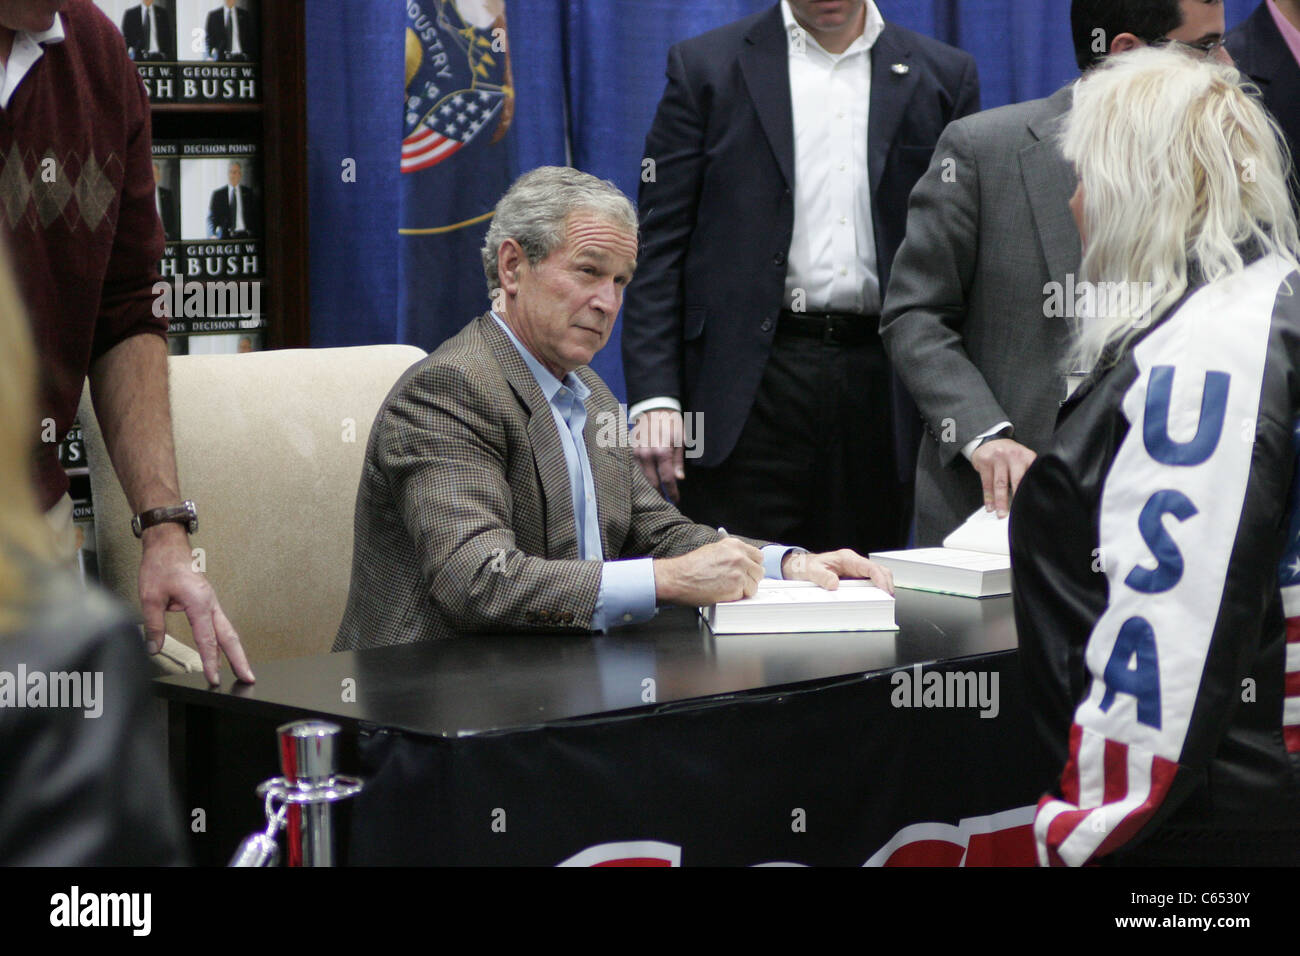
[335,167,892,651]
[880,0,1232,546]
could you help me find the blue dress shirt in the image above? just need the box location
[491,313,793,631]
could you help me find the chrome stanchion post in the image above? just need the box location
[229,719,363,867]
[278,720,340,867]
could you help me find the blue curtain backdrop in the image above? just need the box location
[308,0,1258,397]
[306,0,404,347]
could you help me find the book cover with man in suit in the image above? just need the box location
[204,0,257,61]
[206,159,260,239]
[120,0,176,61]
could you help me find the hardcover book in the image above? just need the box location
[703,580,897,635]
[870,509,1013,598]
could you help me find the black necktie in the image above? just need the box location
[143,8,151,48]
[226,10,232,41]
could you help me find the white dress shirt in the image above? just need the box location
[143,4,162,56]
[228,7,244,56]
[230,186,247,233]
[780,0,883,315]
[0,14,64,110]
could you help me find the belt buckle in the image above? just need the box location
[822,313,842,346]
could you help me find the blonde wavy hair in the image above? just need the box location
[0,235,55,630]
[1061,46,1300,371]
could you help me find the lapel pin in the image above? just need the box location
[891,63,910,75]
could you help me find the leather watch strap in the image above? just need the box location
[131,500,198,538]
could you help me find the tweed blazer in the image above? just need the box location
[333,314,724,650]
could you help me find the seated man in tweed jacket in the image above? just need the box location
[334,167,893,651]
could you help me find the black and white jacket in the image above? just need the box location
[1010,253,1300,865]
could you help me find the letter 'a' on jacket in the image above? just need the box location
[1011,254,1300,866]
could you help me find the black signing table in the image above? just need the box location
[156,590,1057,865]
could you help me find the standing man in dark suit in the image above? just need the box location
[622,1,979,557]
[1227,0,1300,211]
[881,0,1233,546]
[121,0,174,62]
[205,0,256,62]
[207,160,258,238]
[152,160,178,241]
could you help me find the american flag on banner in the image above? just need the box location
[1277,421,1300,753]
[401,1,513,174]
[403,88,506,173]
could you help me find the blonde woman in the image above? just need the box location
[1010,47,1300,865]
[0,241,183,865]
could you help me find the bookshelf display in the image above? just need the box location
[68,0,307,575]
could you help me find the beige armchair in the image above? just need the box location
[78,345,426,671]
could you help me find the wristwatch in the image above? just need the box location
[131,500,198,538]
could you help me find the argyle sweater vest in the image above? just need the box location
[0,0,166,508]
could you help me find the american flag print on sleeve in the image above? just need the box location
[1034,256,1298,866]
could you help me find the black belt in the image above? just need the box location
[776,310,879,346]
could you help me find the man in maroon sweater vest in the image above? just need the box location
[0,0,253,685]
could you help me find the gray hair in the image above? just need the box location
[481,166,637,295]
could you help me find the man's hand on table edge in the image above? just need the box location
[138,522,255,685]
